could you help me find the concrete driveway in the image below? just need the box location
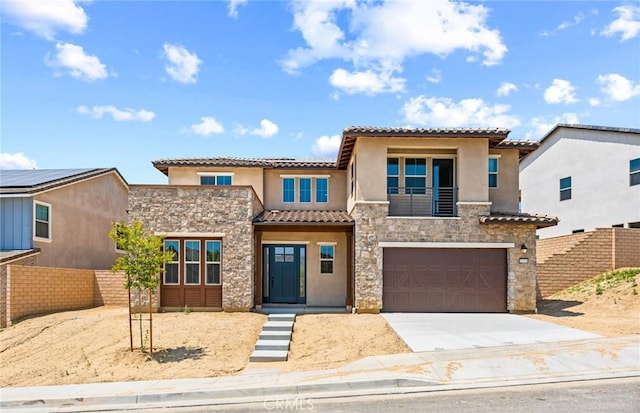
[382,313,601,352]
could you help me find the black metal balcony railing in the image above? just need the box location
[387,187,457,217]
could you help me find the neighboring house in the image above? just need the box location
[129,127,556,314]
[519,124,640,239]
[0,168,129,269]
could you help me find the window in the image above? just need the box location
[488,158,498,188]
[185,240,200,285]
[387,158,399,194]
[274,246,295,262]
[282,178,295,203]
[631,158,640,186]
[316,178,328,203]
[405,158,426,194]
[200,175,232,186]
[164,240,180,285]
[205,240,221,285]
[299,178,311,203]
[560,176,572,201]
[34,201,51,240]
[319,244,334,274]
[350,160,356,197]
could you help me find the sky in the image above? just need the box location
[1,0,639,184]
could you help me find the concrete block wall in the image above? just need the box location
[1,255,38,328]
[94,270,129,306]
[536,228,640,298]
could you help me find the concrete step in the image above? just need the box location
[250,349,288,362]
[262,321,294,331]
[255,339,290,351]
[268,313,296,322]
[259,330,292,340]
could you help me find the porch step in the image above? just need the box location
[249,350,289,362]
[250,313,296,362]
[255,339,290,351]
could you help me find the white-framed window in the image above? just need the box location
[164,240,180,285]
[316,177,328,203]
[319,244,335,274]
[33,200,52,241]
[184,240,201,285]
[299,177,312,203]
[205,240,222,285]
[560,176,572,201]
[488,158,498,188]
[631,158,640,186]
[198,172,233,186]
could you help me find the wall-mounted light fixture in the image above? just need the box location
[520,243,528,254]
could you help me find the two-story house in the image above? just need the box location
[129,127,556,314]
[520,124,640,239]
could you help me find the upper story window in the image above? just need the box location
[282,178,295,203]
[387,158,399,194]
[488,158,498,188]
[560,176,572,201]
[631,158,640,186]
[299,178,311,203]
[404,158,426,194]
[164,240,180,285]
[199,173,233,186]
[34,201,51,241]
[350,159,356,197]
[316,178,328,203]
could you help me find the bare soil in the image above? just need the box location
[0,309,408,387]
[527,272,640,336]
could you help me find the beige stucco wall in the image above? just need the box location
[167,166,265,203]
[489,149,520,213]
[263,169,347,211]
[261,231,347,307]
[32,172,128,270]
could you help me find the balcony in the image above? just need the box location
[387,187,457,217]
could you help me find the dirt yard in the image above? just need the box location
[0,309,409,387]
[527,269,640,336]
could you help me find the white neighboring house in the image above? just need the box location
[520,124,640,239]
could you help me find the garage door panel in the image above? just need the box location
[383,248,507,313]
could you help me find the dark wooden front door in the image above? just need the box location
[266,245,304,304]
[382,248,507,312]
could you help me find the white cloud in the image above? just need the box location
[558,13,584,31]
[543,79,578,104]
[184,116,224,136]
[601,5,640,41]
[496,82,517,97]
[426,69,442,84]
[46,42,108,82]
[597,73,640,101]
[589,97,601,107]
[282,0,506,95]
[525,113,580,140]
[402,96,521,129]
[236,119,279,138]
[312,135,341,156]
[228,0,248,18]
[163,43,202,84]
[1,0,88,40]
[77,105,155,122]
[0,152,38,169]
[329,67,406,95]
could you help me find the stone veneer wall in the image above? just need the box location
[351,202,537,313]
[128,185,262,311]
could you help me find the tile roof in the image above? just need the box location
[0,168,126,195]
[338,126,511,168]
[539,123,640,143]
[479,212,559,228]
[253,210,354,224]
[152,157,336,175]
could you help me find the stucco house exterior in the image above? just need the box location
[520,124,640,239]
[0,168,129,269]
[129,127,557,314]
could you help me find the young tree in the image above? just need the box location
[109,221,174,353]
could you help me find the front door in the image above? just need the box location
[265,245,305,304]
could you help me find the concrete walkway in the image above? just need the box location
[382,313,600,352]
[1,335,638,412]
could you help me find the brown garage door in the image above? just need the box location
[383,248,507,312]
